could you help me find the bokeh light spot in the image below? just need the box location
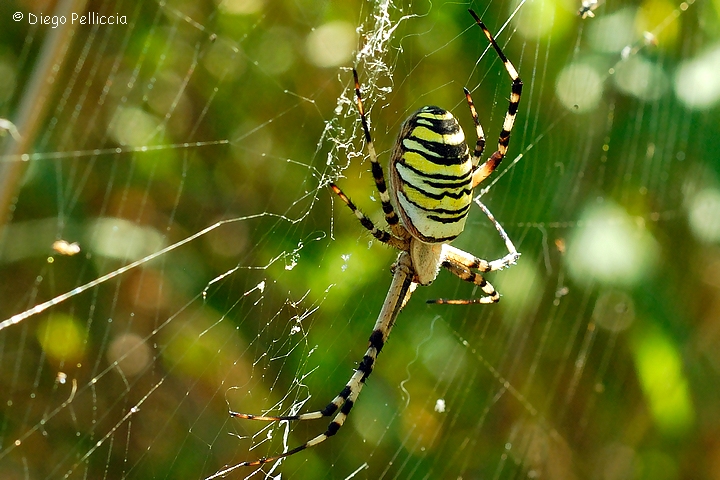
[493,259,542,319]
[109,106,161,147]
[593,290,635,332]
[255,28,296,75]
[218,0,265,15]
[305,21,356,68]
[203,39,245,80]
[614,55,669,101]
[566,202,659,286]
[511,0,574,40]
[687,187,720,243]
[87,217,165,262]
[107,334,152,377]
[637,0,678,46]
[36,314,85,362]
[586,8,637,54]
[674,43,720,110]
[555,62,604,113]
[631,324,694,435]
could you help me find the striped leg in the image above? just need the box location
[463,87,486,168]
[428,260,500,304]
[443,200,519,273]
[428,201,518,305]
[330,183,408,250]
[352,70,405,237]
[231,252,415,467]
[467,10,523,189]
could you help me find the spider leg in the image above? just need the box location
[428,200,518,305]
[428,259,499,304]
[463,87,486,168]
[232,252,415,467]
[444,200,519,272]
[467,10,523,189]
[352,69,405,237]
[330,183,408,250]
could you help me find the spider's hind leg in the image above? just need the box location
[229,253,416,468]
[229,367,369,467]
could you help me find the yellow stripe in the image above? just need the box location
[410,126,466,146]
[410,125,445,143]
[416,111,453,120]
[402,151,472,178]
[402,139,440,158]
[402,184,471,213]
[397,192,468,241]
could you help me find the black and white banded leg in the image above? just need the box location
[468,10,523,189]
[352,70,407,239]
[230,252,415,467]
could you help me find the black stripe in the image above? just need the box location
[371,162,387,191]
[327,421,341,436]
[398,191,471,216]
[419,233,459,243]
[339,385,352,399]
[473,138,485,157]
[359,216,376,231]
[375,230,391,242]
[396,160,472,182]
[358,355,374,376]
[368,329,385,353]
[410,175,472,190]
[427,213,468,224]
[321,403,339,416]
[286,443,308,456]
[410,116,460,136]
[499,130,510,147]
[417,106,449,116]
[340,399,354,415]
[512,79,523,95]
[422,177,472,189]
[469,257,485,269]
[403,182,471,201]
[402,137,469,165]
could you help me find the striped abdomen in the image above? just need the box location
[389,106,473,243]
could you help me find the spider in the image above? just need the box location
[232,9,521,467]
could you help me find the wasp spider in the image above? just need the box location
[232,9,521,467]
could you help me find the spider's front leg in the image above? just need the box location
[467,9,523,189]
[428,257,499,305]
[427,230,519,306]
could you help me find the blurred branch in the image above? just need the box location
[0,0,88,229]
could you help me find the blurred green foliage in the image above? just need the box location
[1,0,720,478]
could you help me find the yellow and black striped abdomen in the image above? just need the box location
[389,106,473,243]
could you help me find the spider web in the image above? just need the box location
[1,0,719,478]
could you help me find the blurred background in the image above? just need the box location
[1,0,719,478]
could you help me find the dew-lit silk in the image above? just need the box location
[389,106,472,243]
